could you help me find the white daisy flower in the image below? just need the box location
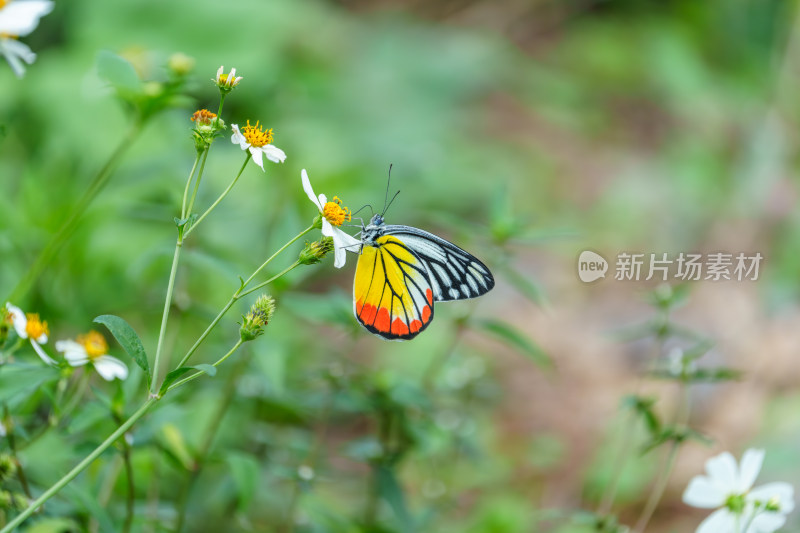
[0,0,54,78]
[230,120,286,171]
[5,302,55,365]
[683,448,795,533]
[214,65,242,89]
[55,330,128,381]
[301,169,361,269]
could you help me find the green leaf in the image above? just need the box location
[192,364,216,377]
[94,314,151,386]
[96,50,141,93]
[376,465,415,532]
[499,264,549,308]
[160,423,193,470]
[24,518,81,533]
[227,453,260,513]
[0,363,59,406]
[476,319,552,369]
[158,367,193,395]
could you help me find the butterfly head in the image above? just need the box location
[368,213,384,227]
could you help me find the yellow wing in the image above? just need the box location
[353,235,434,340]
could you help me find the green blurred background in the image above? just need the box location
[3,0,800,531]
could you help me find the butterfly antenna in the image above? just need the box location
[382,164,393,215]
[383,190,400,216]
[351,204,373,218]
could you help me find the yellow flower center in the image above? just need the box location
[78,331,108,359]
[190,109,217,125]
[25,313,48,340]
[0,1,7,9]
[323,196,352,227]
[242,120,273,148]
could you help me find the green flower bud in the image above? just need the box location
[240,295,276,342]
[0,491,12,510]
[298,237,334,266]
[168,53,195,77]
[0,454,15,481]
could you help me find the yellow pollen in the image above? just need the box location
[322,196,352,227]
[78,331,108,359]
[25,313,48,340]
[190,109,217,124]
[241,120,273,148]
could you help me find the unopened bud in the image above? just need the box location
[168,52,195,77]
[240,294,276,342]
[0,454,16,481]
[298,237,334,265]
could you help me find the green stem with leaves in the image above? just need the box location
[0,398,156,533]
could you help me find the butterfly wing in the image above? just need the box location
[381,225,494,302]
[353,234,435,340]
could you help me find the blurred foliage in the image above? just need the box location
[0,0,798,531]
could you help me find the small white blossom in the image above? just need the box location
[214,65,242,89]
[55,331,128,381]
[683,448,795,533]
[301,169,360,268]
[231,121,286,170]
[5,302,55,365]
[0,0,53,78]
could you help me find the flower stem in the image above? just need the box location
[632,440,680,533]
[184,153,250,237]
[181,152,203,220]
[174,226,312,369]
[7,120,143,303]
[185,147,210,220]
[167,340,244,392]
[237,261,300,299]
[0,398,157,533]
[150,238,183,395]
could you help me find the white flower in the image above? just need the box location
[55,331,128,381]
[231,121,286,170]
[214,65,242,89]
[5,302,55,365]
[683,448,795,533]
[0,0,54,78]
[301,169,361,268]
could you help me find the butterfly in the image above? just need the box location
[353,212,495,340]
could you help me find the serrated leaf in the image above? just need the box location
[476,319,552,369]
[192,364,216,377]
[94,314,151,386]
[96,50,140,93]
[158,367,193,395]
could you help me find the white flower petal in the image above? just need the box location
[215,65,223,82]
[35,332,47,343]
[696,508,737,533]
[738,449,765,492]
[5,302,27,338]
[1,40,27,78]
[0,0,54,37]
[301,170,323,211]
[747,511,787,533]
[30,340,55,365]
[231,124,249,150]
[262,144,286,163]
[318,193,327,206]
[249,146,265,170]
[93,355,128,381]
[56,340,89,366]
[228,67,236,81]
[706,451,739,489]
[332,227,361,268]
[749,482,795,514]
[683,475,729,509]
